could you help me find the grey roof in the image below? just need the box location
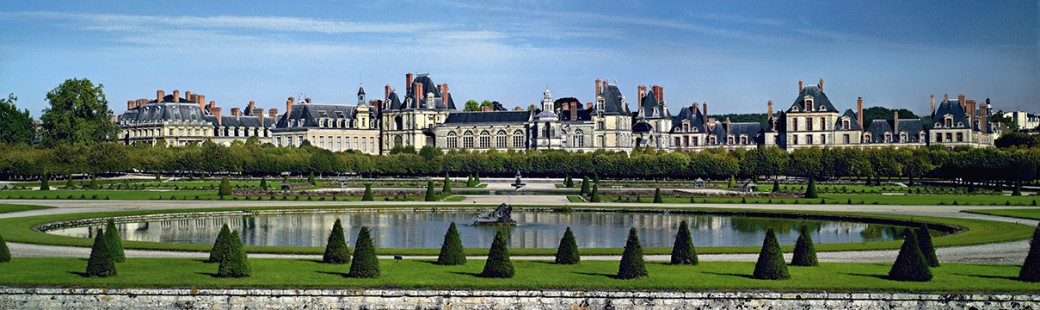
[121,102,207,124]
[357,86,365,95]
[836,109,863,131]
[443,111,531,124]
[932,99,970,128]
[207,115,274,128]
[865,119,924,143]
[559,108,592,122]
[727,122,763,137]
[398,74,456,111]
[670,106,706,133]
[632,121,653,133]
[386,91,403,110]
[789,84,839,113]
[638,91,669,119]
[274,103,360,129]
[599,84,630,115]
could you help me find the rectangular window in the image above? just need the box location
[807,118,813,131]
[354,137,359,150]
[792,118,798,131]
[945,133,952,142]
[362,137,367,151]
[807,135,813,145]
[956,133,964,142]
[674,137,681,148]
[821,135,826,144]
[370,139,374,152]
[792,135,799,145]
[843,134,850,144]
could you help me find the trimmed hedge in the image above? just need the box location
[790,226,818,266]
[362,184,374,201]
[480,230,514,278]
[207,224,232,263]
[888,228,932,282]
[0,233,10,263]
[555,227,580,265]
[804,178,819,199]
[104,219,125,263]
[616,228,648,279]
[217,230,250,278]
[425,180,437,201]
[86,229,116,277]
[1020,223,1040,282]
[323,219,351,264]
[436,222,466,266]
[218,176,232,197]
[348,227,380,278]
[753,229,790,280]
[669,220,698,265]
[917,224,940,267]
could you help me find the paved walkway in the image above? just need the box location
[2,198,1037,264]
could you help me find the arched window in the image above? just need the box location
[447,131,458,149]
[495,130,507,149]
[512,130,524,149]
[574,129,584,147]
[393,135,403,148]
[479,131,491,149]
[394,116,403,130]
[463,131,474,148]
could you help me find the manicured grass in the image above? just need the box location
[0,204,53,213]
[601,194,1039,206]
[963,208,1040,221]
[0,190,221,200]
[567,195,585,203]
[0,258,1035,292]
[441,195,466,202]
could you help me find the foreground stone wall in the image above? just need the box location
[1,288,1038,309]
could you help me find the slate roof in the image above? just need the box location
[836,109,863,131]
[274,103,360,129]
[727,122,763,137]
[932,99,970,129]
[386,91,403,110]
[443,111,531,124]
[789,84,839,113]
[121,102,207,124]
[398,74,456,111]
[864,119,925,143]
[559,109,593,122]
[206,115,274,128]
[638,91,669,119]
[670,106,707,133]
[599,84,630,115]
[632,121,654,133]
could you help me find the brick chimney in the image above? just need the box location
[207,101,215,111]
[481,106,489,112]
[231,108,241,118]
[384,84,391,100]
[172,90,180,102]
[958,93,965,111]
[637,85,646,104]
[269,109,278,118]
[247,101,255,115]
[304,97,311,104]
[767,100,773,120]
[653,85,663,103]
[157,89,165,103]
[127,100,134,111]
[818,78,824,92]
[414,82,423,108]
[930,94,936,115]
[185,91,191,102]
[586,102,593,109]
[405,72,413,91]
[197,95,206,111]
[570,102,578,120]
[443,83,450,109]
[286,97,294,116]
[702,101,708,117]
[893,111,899,140]
[944,93,949,102]
[857,97,863,129]
[693,102,699,115]
[212,107,223,126]
[595,79,602,98]
[798,80,803,93]
[725,117,731,137]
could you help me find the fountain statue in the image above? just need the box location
[474,203,517,226]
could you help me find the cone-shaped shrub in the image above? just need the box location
[323,219,351,264]
[593,173,600,184]
[40,174,49,191]
[565,175,573,188]
[790,226,818,266]
[217,231,250,278]
[218,176,232,198]
[104,219,125,263]
[580,176,590,195]
[86,229,116,277]
[425,180,437,201]
[466,175,474,187]
[89,175,98,189]
[888,228,932,281]
[728,175,736,188]
[590,185,601,202]
[362,184,374,201]
[307,171,316,185]
[348,227,380,278]
[653,188,663,203]
[437,222,466,265]
[65,175,73,189]
[772,180,780,192]
[804,177,819,199]
[480,230,514,278]
[916,224,939,267]
[0,233,10,263]
[474,173,481,184]
[555,227,580,265]
[1019,223,1040,282]
[753,229,790,280]
[208,224,232,263]
[260,177,268,190]
[670,221,698,265]
[443,174,452,194]
[617,228,648,279]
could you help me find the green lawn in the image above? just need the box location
[0,189,221,200]
[595,194,1039,206]
[0,258,1034,292]
[963,208,1040,221]
[0,204,52,213]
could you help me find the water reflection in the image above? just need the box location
[48,211,916,248]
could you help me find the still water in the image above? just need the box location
[48,211,916,248]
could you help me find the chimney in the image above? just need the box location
[414,82,424,108]
[197,95,206,111]
[481,106,489,112]
[185,91,191,102]
[212,107,223,126]
[798,80,803,92]
[703,101,708,117]
[818,78,824,92]
[384,84,391,100]
[33,120,39,137]
[259,111,265,128]
[637,85,646,104]
[725,117,731,136]
[930,94,935,115]
[127,100,134,111]
[304,97,311,104]
[247,101,255,115]
[944,93,949,102]
[653,85,663,103]
[893,111,899,140]
[405,72,413,91]
[595,79,602,98]
[514,107,522,111]
[286,97,294,116]
[857,97,863,129]
[252,108,263,117]
[157,89,165,103]
[231,108,241,118]
[958,93,965,111]
[207,101,215,111]
[172,90,180,102]
[269,109,278,118]
[967,99,976,124]
[767,100,773,119]
[570,102,577,120]
[586,102,593,109]
[693,102,699,115]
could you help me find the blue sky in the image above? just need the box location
[1,1,1037,118]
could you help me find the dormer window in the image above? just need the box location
[819,106,826,112]
[803,96,815,111]
[842,118,850,129]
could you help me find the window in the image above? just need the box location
[740,136,748,145]
[463,131,474,148]
[900,133,907,143]
[807,118,813,131]
[792,135,799,145]
[807,135,813,145]
[337,137,342,151]
[574,130,584,147]
[354,137,359,150]
[956,133,964,142]
[369,139,374,152]
[512,130,524,149]
[935,133,942,142]
[479,131,491,149]
[885,133,892,143]
[319,136,325,148]
[597,121,605,130]
[821,135,826,144]
[692,137,699,146]
[496,131,507,149]
[362,137,367,152]
[727,136,734,144]
[447,132,458,149]
[792,118,799,131]
[945,133,952,142]
[843,134,850,144]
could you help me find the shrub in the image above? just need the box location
[86,229,116,277]
[580,176,590,195]
[653,188,663,203]
[323,219,351,264]
[565,175,573,188]
[753,229,790,280]
[616,227,648,279]
[307,171,316,186]
[362,184,374,201]
[555,227,580,265]
[888,228,932,281]
[669,221,698,265]
[590,185,601,202]
[425,180,437,201]
[480,230,514,278]
[728,175,736,189]
[218,176,232,198]
[64,175,73,189]
[790,226,818,266]
[260,177,268,190]
[804,178,819,199]
[217,231,250,278]
[466,175,474,187]
[771,180,779,192]
[208,224,232,263]
[474,173,481,184]
[40,174,49,191]
[348,227,380,278]
[0,233,10,263]
[916,224,940,267]
[104,219,125,263]
[1019,223,1040,282]
[437,222,466,265]
[442,174,452,194]
[593,173,600,184]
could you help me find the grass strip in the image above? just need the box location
[0,204,53,214]
[963,208,1040,221]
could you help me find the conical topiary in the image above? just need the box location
[590,184,601,202]
[104,219,125,263]
[208,224,232,263]
[0,233,11,263]
[804,177,819,199]
[480,230,514,278]
[790,226,818,266]
[617,228,648,279]
[1019,223,1040,282]
[323,219,351,264]
[40,173,49,191]
[437,222,466,265]
[916,224,939,267]
[555,227,580,265]
[772,180,780,192]
[728,175,736,189]
[653,188,663,203]
[443,174,452,194]
[752,229,790,280]
[888,228,932,281]
[670,221,698,265]
[362,184,374,201]
[580,176,590,195]
[217,230,250,278]
[260,177,268,190]
[348,226,380,278]
[593,173,600,184]
[86,229,116,277]
[466,175,474,187]
[307,171,316,185]
[218,176,232,198]
[425,180,437,201]
[565,175,573,188]
[474,173,481,185]
[65,175,73,189]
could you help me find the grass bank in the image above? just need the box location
[963,208,1040,221]
[0,204,53,214]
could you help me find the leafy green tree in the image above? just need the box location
[104,219,125,263]
[579,176,590,195]
[425,180,437,201]
[804,177,819,199]
[617,228,648,279]
[464,99,480,111]
[437,222,466,265]
[653,188,663,203]
[0,233,11,263]
[40,174,50,191]
[208,224,232,263]
[86,229,116,277]
[418,146,442,160]
[218,176,232,198]
[728,175,736,188]
[1019,223,1040,282]
[753,229,790,280]
[0,93,35,145]
[323,219,351,264]
[916,224,939,267]
[590,184,601,202]
[362,184,374,201]
[442,173,452,194]
[217,231,250,278]
[888,228,931,281]
[555,227,580,265]
[790,226,818,266]
[348,227,380,278]
[670,221,698,265]
[480,230,514,278]
[39,78,117,145]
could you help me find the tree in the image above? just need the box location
[425,180,437,201]
[208,224,232,263]
[617,228,648,279]
[348,226,380,278]
[0,93,35,145]
[790,226,818,266]
[753,229,790,280]
[670,221,698,265]
[323,219,351,264]
[466,175,474,187]
[579,176,590,195]
[565,175,573,188]
[916,224,939,267]
[0,233,10,263]
[888,228,931,281]
[1019,223,1040,282]
[260,177,268,191]
[772,180,780,192]
[653,188,663,203]
[362,184,374,201]
[728,175,736,188]
[217,230,250,278]
[555,227,580,265]
[804,177,819,199]
[39,78,117,145]
[464,100,480,111]
[218,176,232,198]
[40,174,50,191]
[589,184,601,202]
[474,173,481,184]
[307,171,316,186]
[104,219,125,263]
[480,230,514,278]
[442,173,452,194]
[437,222,466,265]
[86,229,116,277]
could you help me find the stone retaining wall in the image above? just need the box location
[1,288,1037,309]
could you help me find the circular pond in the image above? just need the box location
[47,210,928,249]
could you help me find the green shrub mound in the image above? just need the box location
[307,171,316,185]
[323,219,351,264]
[207,224,232,263]
[348,227,380,278]
[425,180,437,201]
[669,221,698,265]
[466,175,474,187]
[362,184,374,201]
[753,229,790,280]
[0,233,11,263]
[590,185,601,202]
[616,228,648,279]
[653,188,663,203]
[555,227,580,265]
[260,177,268,190]
[437,222,466,266]
[579,176,590,195]
[217,231,250,278]
[104,219,125,263]
[790,226,818,266]
[888,229,932,282]
[480,230,514,278]
[916,224,940,267]
[218,176,232,198]
[1019,223,1040,282]
[442,174,452,194]
[804,178,819,199]
[564,175,573,188]
[86,229,116,277]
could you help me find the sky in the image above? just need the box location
[0,1,1037,118]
